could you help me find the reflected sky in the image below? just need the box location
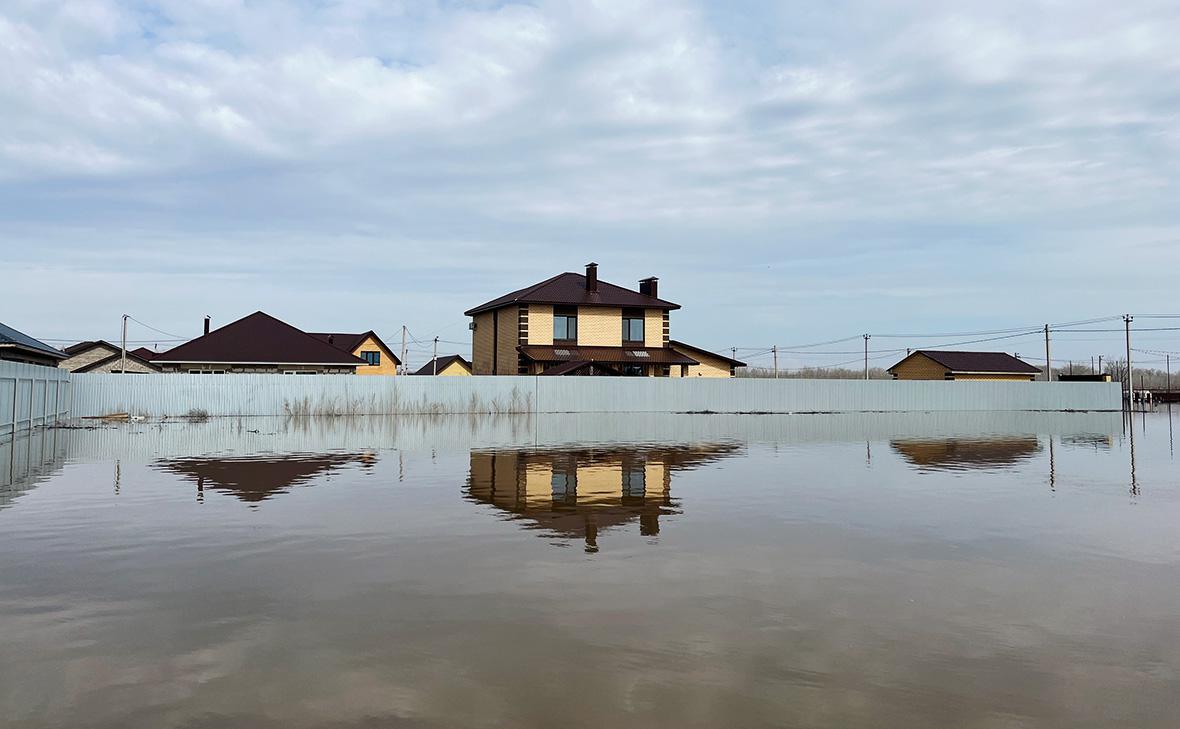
[1,411,1178,728]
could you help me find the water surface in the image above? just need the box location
[1,412,1177,728]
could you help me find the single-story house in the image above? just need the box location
[152,312,367,374]
[887,350,1041,381]
[309,331,401,376]
[60,340,162,373]
[668,340,746,377]
[412,355,472,376]
[0,321,67,368]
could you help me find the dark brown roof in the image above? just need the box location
[63,340,115,356]
[308,331,401,365]
[154,312,367,366]
[465,272,679,316]
[129,347,158,360]
[411,354,472,375]
[519,345,697,366]
[668,340,746,367]
[889,350,1041,374]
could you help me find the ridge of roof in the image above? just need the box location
[411,354,472,376]
[465,271,680,316]
[889,350,1041,374]
[154,311,367,365]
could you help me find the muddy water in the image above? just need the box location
[1,412,1177,728]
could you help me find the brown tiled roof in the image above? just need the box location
[889,350,1041,374]
[308,331,401,365]
[668,340,746,367]
[519,345,698,366]
[411,354,471,375]
[129,347,158,360]
[63,340,113,356]
[465,272,679,316]
[154,312,366,365]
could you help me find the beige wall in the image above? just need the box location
[438,360,471,376]
[644,309,664,347]
[890,354,948,380]
[60,344,119,373]
[578,307,622,347]
[685,351,734,378]
[352,334,398,376]
[471,312,495,375]
[527,305,554,346]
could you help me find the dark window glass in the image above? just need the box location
[361,350,380,366]
[623,309,644,342]
[554,307,578,342]
[623,364,645,376]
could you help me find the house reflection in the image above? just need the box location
[154,452,377,504]
[466,444,741,552]
[890,437,1042,471]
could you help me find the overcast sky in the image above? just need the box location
[2,0,1178,370]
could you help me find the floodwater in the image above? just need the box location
[1,411,1177,729]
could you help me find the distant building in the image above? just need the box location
[152,312,366,374]
[412,355,472,376]
[887,350,1041,381]
[309,331,401,376]
[60,341,161,373]
[0,321,66,368]
[464,263,698,376]
[668,340,746,377]
[1058,373,1113,383]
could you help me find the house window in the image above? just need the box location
[188,369,225,375]
[360,350,381,366]
[622,364,646,376]
[623,309,644,343]
[623,466,645,497]
[553,306,578,342]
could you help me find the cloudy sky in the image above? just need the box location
[2,0,1178,370]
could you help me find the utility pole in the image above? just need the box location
[1124,314,1134,408]
[1098,355,1103,376]
[1043,324,1052,382]
[863,334,870,380]
[1167,354,1171,395]
[120,314,128,374]
[400,325,408,376]
[432,337,439,375]
[1091,356,1095,375]
[772,345,778,379]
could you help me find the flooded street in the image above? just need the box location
[1,412,1178,728]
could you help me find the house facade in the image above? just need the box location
[309,332,400,376]
[0,322,66,368]
[888,350,1041,381]
[668,340,746,377]
[412,355,472,376]
[464,263,698,376]
[152,312,365,374]
[60,341,161,373]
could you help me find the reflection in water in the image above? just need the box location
[890,436,1042,471]
[466,444,741,552]
[0,427,68,510]
[154,452,377,503]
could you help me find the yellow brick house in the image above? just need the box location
[465,263,706,376]
[887,350,1041,381]
[310,331,401,376]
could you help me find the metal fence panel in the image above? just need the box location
[68,372,1122,418]
[0,361,71,440]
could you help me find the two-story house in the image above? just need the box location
[465,263,703,376]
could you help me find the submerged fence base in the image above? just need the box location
[66,373,1124,418]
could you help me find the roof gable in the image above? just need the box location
[668,340,746,367]
[308,331,401,365]
[465,272,680,316]
[155,312,366,365]
[63,340,121,357]
[890,350,1041,374]
[0,322,67,360]
[412,354,471,375]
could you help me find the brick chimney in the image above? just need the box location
[203,315,211,336]
[639,277,658,299]
[585,262,598,292]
